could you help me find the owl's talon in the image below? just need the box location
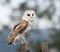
[24,41,29,46]
[13,41,16,45]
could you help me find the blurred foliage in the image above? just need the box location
[33,42,41,52]
[50,29,60,50]
[6,0,10,3]
[19,2,27,10]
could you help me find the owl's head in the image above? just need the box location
[22,10,36,22]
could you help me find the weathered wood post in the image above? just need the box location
[20,43,29,52]
[41,41,48,52]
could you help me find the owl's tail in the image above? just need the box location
[7,30,19,45]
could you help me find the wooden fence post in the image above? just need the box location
[20,43,29,52]
[41,41,48,52]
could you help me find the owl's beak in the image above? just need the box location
[30,18,33,22]
[30,16,32,19]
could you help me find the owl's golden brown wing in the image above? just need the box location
[7,20,28,45]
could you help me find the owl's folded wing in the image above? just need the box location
[7,20,28,45]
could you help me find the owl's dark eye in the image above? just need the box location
[32,14,34,16]
[27,14,30,16]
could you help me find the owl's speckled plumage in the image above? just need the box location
[7,10,36,45]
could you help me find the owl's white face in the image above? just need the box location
[22,10,36,22]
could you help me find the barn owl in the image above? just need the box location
[7,10,36,45]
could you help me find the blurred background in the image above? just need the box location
[0,0,60,52]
